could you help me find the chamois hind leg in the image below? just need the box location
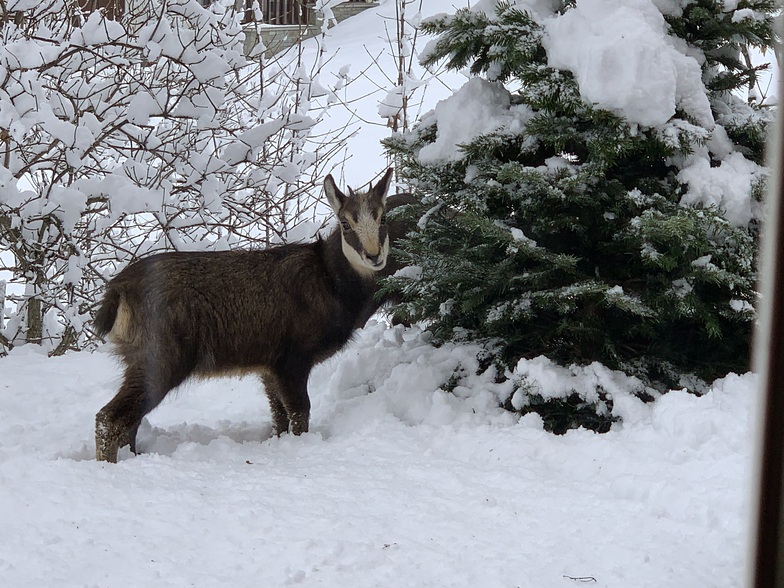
[262,367,311,436]
[96,358,191,463]
[261,371,290,436]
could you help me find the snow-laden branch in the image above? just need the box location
[0,0,351,353]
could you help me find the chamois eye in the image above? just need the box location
[379,214,387,225]
[341,220,351,231]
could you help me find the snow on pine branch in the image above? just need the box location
[414,0,771,228]
[542,0,714,129]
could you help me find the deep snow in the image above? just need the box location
[0,322,758,587]
[0,0,768,586]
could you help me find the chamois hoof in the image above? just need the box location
[289,412,309,436]
[95,411,128,463]
[95,435,118,464]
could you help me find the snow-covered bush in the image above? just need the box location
[0,0,346,354]
[382,0,775,432]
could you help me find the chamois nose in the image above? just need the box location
[367,253,382,266]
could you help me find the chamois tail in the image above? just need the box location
[94,288,121,339]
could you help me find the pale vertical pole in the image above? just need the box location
[750,64,784,587]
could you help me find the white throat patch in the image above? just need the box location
[342,233,389,275]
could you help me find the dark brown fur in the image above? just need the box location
[94,169,412,462]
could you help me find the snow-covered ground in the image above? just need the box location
[0,322,758,587]
[0,1,767,586]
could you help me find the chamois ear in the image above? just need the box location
[324,174,347,215]
[372,168,394,205]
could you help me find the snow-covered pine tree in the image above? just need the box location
[382,0,774,432]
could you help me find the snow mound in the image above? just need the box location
[313,322,519,434]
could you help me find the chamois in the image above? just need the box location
[93,168,406,462]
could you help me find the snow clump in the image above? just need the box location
[417,78,534,164]
[542,0,713,128]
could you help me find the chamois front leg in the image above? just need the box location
[284,374,311,436]
[261,368,311,436]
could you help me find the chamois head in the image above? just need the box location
[324,168,394,274]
